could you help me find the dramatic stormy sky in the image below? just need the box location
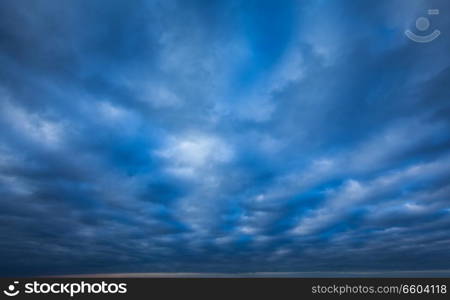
[0,0,449,276]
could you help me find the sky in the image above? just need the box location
[0,0,449,277]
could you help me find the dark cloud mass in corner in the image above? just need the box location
[0,0,449,276]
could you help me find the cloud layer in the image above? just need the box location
[0,0,449,276]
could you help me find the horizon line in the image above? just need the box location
[50,270,450,278]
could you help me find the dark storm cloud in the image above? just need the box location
[0,0,449,276]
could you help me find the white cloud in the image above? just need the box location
[291,155,450,236]
[140,85,183,109]
[156,132,234,180]
[97,101,129,120]
[2,100,64,148]
[292,179,367,235]
[349,118,448,173]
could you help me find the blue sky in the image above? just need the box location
[0,0,449,276]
